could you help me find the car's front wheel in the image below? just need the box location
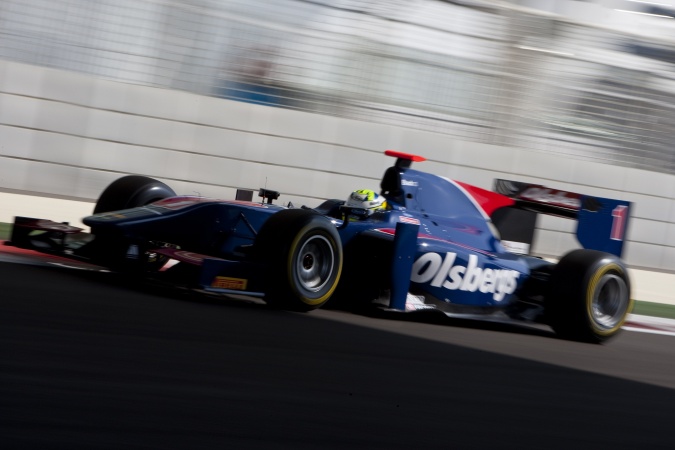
[93,175,176,214]
[92,175,177,274]
[255,209,343,311]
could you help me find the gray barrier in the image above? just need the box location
[0,61,674,271]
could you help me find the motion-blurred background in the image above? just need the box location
[1,0,674,272]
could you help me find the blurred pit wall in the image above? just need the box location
[0,60,674,273]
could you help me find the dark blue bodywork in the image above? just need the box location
[10,151,631,320]
[80,164,532,312]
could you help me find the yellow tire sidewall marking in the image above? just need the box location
[286,224,342,306]
[585,263,632,335]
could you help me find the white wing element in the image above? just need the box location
[372,292,436,311]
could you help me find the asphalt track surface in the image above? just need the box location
[2,255,675,449]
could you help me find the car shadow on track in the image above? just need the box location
[356,306,556,339]
[37,262,558,341]
[4,260,675,450]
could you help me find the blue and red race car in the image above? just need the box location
[7,150,633,343]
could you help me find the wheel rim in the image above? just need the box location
[591,273,629,330]
[295,235,335,293]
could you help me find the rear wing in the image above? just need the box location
[492,179,631,258]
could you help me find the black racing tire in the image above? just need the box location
[546,249,633,343]
[255,209,343,312]
[93,175,176,214]
[92,175,176,274]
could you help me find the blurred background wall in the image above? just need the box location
[0,0,674,271]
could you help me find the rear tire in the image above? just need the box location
[546,249,632,343]
[255,209,343,311]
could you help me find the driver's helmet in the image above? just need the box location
[345,189,386,215]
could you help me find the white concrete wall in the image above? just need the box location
[1,60,674,272]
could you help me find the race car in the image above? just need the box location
[6,150,633,343]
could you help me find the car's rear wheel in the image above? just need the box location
[255,209,343,311]
[546,249,633,343]
[92,175,177,273]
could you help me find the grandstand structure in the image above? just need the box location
[1,0,674,271]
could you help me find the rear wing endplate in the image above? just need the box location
[493,179,631,257]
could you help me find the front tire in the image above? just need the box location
[92,175,177,273]
[546,249,633,343]
[94,175,176,214]
[255,209,343,311]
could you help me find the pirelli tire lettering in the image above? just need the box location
[411,252,520,301]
